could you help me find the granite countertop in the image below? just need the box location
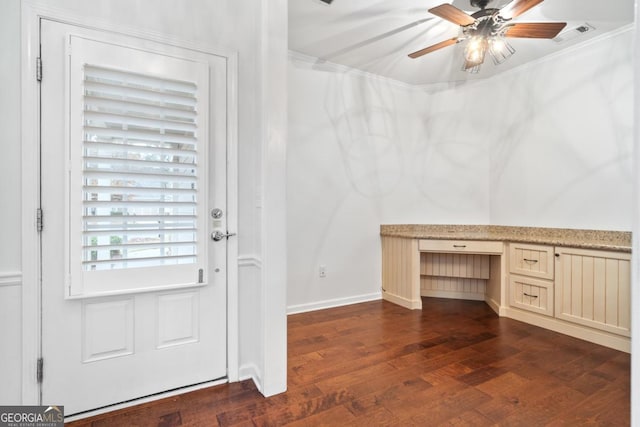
[380,224,632,253]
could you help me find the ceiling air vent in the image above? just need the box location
[553,23,595,44]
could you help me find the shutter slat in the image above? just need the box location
[84,185,196,197]
[84,228,196,237]
[85,95,197,123]
[84,214,196,222]
[84,240,196,251]
[85,65,197,95]
[84,200,196,208]
[85,126,197,146]
[84,141,196,158]
[84,80,197,110]
[83,254,196,266]
[84,111,197,134]
[84,170,198,183]
[85,156,196,170]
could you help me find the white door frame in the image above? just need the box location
[20,0,239,406]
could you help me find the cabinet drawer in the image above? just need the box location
[509,274,554,317]
[418,240,503,254]
[509,243,554,280]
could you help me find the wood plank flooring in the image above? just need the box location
[67,298,630,426]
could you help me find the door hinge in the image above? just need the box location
[198,268,204,283]
[36,57,42,82]
[37,358,43,383]
[37,208,43,232]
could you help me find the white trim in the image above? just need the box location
[632,2,640,423]
[382,291,422,310]
[238,255,263,269]
[420,290,485,301]
[21,0,240,406]
[20,1,237,60]
[504,307,630,353]
[238,363,263,394]
[484,296,506,316]
[260,0,288,398]
[64,378,228,423]
[225,50,240,383]
[288,50,414,91]
[287,292,382,315]
[0,272,22,288]
[21,0,43,406]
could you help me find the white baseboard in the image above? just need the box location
[238,363,263,393]
[287,292,382,315]
[421,290,485,301]
[484,296,506,316]
[504,307,630,353]
[382,291,421,310]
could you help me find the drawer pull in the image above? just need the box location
[523,258,538,264]
[453,245,467,248]
[523,293,538,299]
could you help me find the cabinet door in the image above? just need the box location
[555,247,631,337]
[509,243,554,280]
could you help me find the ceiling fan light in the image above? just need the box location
[489,37,515,65]
[464,37,488,64]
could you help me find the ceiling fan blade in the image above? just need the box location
[428,4,476,26]
[408,37,459,59]
[500,0,544,19]
[505,22,567,39]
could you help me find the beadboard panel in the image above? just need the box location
[420,276,486,301]
[381,236,421,310]
[421,253,490,279]
[555,248,631,337]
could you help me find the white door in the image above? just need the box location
[40,20,230,415]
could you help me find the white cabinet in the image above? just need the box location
[555,247,631,337]
[508,243,555,317]
[419,239,503,254]
[509,275,554,317]
[381,233,631,352]
[509,243,555,280]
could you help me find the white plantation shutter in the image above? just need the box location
[82,65,199,270]
[66,36,210,297]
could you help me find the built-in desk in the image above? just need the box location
[380,225,632,352]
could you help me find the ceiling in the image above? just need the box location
[288,0,635,85]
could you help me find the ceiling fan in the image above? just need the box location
[409,0,567,72]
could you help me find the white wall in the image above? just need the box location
[287,56,491,312]
[1,0,287,405]
[287,29,633,312]
[488,30,633,230]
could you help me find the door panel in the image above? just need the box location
[40,20,228,415]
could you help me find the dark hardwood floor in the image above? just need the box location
[67,298,630,426]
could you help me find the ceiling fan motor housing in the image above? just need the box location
[470,0,491,9]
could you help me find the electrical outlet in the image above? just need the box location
[319,265,326,278]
